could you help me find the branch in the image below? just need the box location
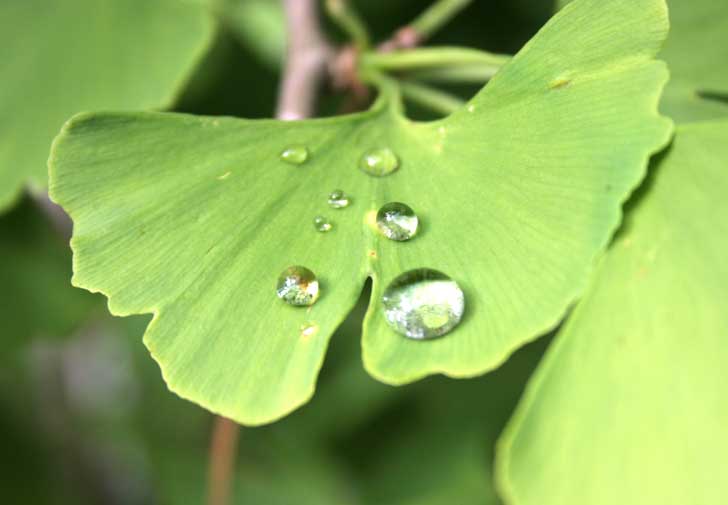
[275,0,333,120]
[207,417,241,505]
[208,2,332,504]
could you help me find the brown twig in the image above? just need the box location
[207,416,241,505]
[276,0,333,120]
[207,2,332,504]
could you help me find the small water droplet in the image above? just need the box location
[313,216,333,232]
[276,266,320,306]
[466,104,475,113]
[382,268,465,340]
[376,202,419,241]
[280,145,309,165]
[327,190,350,209]
[300,322,319,338]
[359,148,399,177]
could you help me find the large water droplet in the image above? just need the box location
[327,190,350,209]
[313,215,333,232]
[382,268,465,339]
[376,202,418,241]
[359,148,399,176]
[276,266,320,306]
[280,145,309,165]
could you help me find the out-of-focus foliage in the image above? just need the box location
[0,200,99,359]
[0,0,214,211]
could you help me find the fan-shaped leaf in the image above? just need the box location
[49,0,672,424]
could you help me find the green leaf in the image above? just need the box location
[49,0,672,424]
[0,0,214,211]
[659,0,728,122]
[496,120,728,505]
[557,0,728,122]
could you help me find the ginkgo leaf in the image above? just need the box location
[0,0,214,211]
[49,0,672,425]
[496,119,728,505]
[558,0,728,122]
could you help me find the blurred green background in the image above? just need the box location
[1,1,558,503]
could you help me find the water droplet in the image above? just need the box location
[466,104,475,113]
[300,322,319,338]
[313,216,333,232]
[382,268,465,340]
[280,145,309,165]
[359,148,399,177]
[327,190,350,209]
[376,202,419,241]
[276,266,320,306]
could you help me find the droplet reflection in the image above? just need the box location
[381,268,465,339]
[276,266,320,306]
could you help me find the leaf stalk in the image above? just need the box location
[409,0,473,41]
[398,80,466,115]
[324,0,371,50]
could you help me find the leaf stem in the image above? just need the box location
[206,417,240,505]
[325,0,371,50]
[405,62,505,84]
[379,0,473,50]
[409,0,473,41]
[362,46,509,72]
[399,80,465,115]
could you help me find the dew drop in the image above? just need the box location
[313,215,333,232]
[359,147,399,177]
[327,190,350,209]
[382,268,465,340]
[276,266,320,306]
[300,322,319,338]
[376,202,419,241]
[280,145,309,165]
[466,104,475,113]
